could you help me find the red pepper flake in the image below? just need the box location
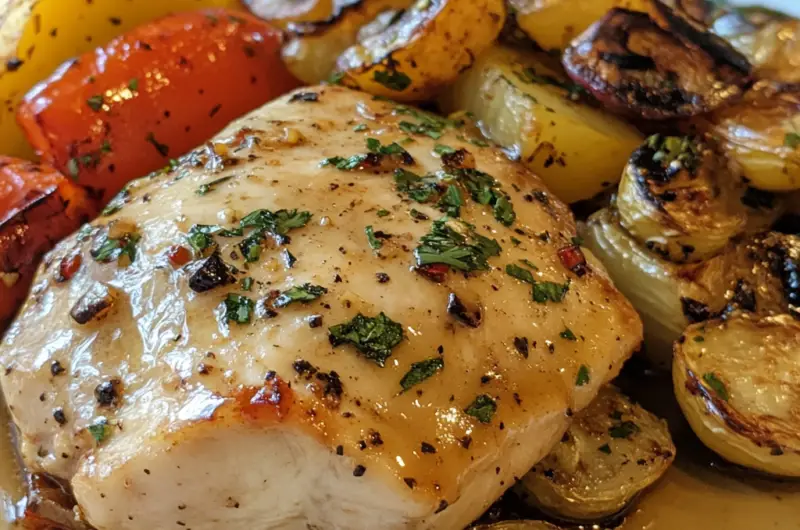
[558,245,587,277]
[56,251,83,282]
[167,245,192,267]
[415,263,450,283]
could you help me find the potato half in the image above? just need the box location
[515,386,675,524]
[334,0,506,101]
[674,313,800,477]
[440,46,642,203]
[0,0,242,161]
[280,0,414,84]
[507,0,650,51]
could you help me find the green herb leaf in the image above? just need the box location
[224,294,254,324]
[365,225,382,250]
[376,209,390,217]
[87,420,113,444]
[400,120,443,140]
[241,277,254,291]
[329,312,404,367]
[449,168,515,226]
[560,328,577,341]
[784,132,800,149]
[533,280,570,304]
[506,264,535,284]
[353,123,368,132]
[394,168,440,203]
[240,209,312,236]
[702,372,729,401]
[91,233,141,264]
[609,421,640,439]
[87,95,104,111]
[321,154,369,170]
[436,184,463,217]
[520,259,538,270]
[433,144,456,156]
[366,137,408,156]
[415,219,501,272]
[571,236,584,246]
[274,283,328,308]
[400,357,444,391]
[575,365,590,386]
[693,335,705,343]
[196,175,234,196]
[374,69,412,91]
[128,78,139,91]
[464,394,497,424]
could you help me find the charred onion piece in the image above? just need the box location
[708,87,800,191]
[515,386,675,524]
[674,313,800,477]
[243,0,334,24]
[562,3,751,119]
[617,134,749,263]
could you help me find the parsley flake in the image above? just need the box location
[196,175,234,196]
[560,328,577,341]
[433,144,457,156]
[414,219,501,273]
[329,312,404,367]
[400,357,444,392]
[784,132,800,149]
[87,420,113,444]
[464,394,497,424]
[86,95,104,111]
[224,294,254,324]
[702,372,729,401]
[575,365,590,386]
[274,284,328,308]
[609,421,640,439]
[365,225,382,250]
[374,69,412,91]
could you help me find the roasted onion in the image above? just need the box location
[474,523,563,530]
[280,0,413,84]
[708,87,800,191]
[562,2,751,120]
[674,312,800,477]
[334,0,506,101]
[243,0,335,24]
[515,386,675,524]
[616,134,749,263]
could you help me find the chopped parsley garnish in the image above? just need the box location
[571,236,584,246]
[702,372,729,401]
[521,259,538,270]
[374,69,412,91]
[274,283,328,308]
[376,209,390,217]
[365,225,382,250]
[196,175,234,196]
[693,335,705,343]
[400,120,443,140]
[560,328,577,341]
[241,277,254,291]
[328,312,404,367]
[510,236,521,246]
[224,294,254,324]
[101,186,131,216]
[464,394,497,424]
[433,144,457,156]
[394,168,440,203]
[321,154,369,170]
[506,264,535,284]
[395,105,462,140]
[366,137,408,156]
[400,357,444,392]
[609,421,640,439]
[436,184,463,217]
[533,280,570,304]
[450,168,515,226]
[575,365,590,386]
[414,219,501,272]
[86,95,104,111]
[128,78,139,91]
[240,208,312,236]
[353,123,368,132]
[91,233,141,264]
[784,132,800,149]
[186,224,243,253]
[87,419,113,444]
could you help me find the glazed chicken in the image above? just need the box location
[0,86,642,530]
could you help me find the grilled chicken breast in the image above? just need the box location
[0,86,642,530]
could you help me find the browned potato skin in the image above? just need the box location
[562,2,752,120]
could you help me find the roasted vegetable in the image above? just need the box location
[440,46,642,203]
[674,312,800,477]
[515,386,675,524]
[278,0,414,84]
[562,2,751,120]
[712,6,800,84]
[17,9,298,203]
[474,523,563,530]
[242,0,335,24]
[583,210,794,367]
[0,0,242,161]
[507,0,650,51]
[334,0,506,101]
[0,157,95,330]
[707,87,800,191]
[617,134,750,263]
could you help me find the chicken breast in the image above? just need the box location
[0,85,642,530]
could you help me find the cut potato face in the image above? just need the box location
[617,135,749,263]
[515,386,675,524]
[0,0,242,161]
[708,87,800,192]
[280,0,414,84]
[334,0,506,101]
[674,313,800,477]
[508,0,651,51]
[440,46,643,203]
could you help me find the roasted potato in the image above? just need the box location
[562,1,751,120]
[0,156,95,330]
[280,0,413,84]
[515,386,675,524]
[616,134,751,263]
[334,0,506,101]
[507,0,650,51]
[440,46,642,203]
[0,0,242,162]
[17,9,298,203]
[707,87,800,192]
[674,313,800,477]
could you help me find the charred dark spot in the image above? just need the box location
[741,187,776,210]
[292,359,318,379]
[94,379,122,407]
[421,442,437,454]
[187,253,233,293]
[681,297,711,323]
[447,293,481,328]
[70,283,116,325]
[289,91,319,103]
[315,370,344,402]
[513,337,529,359]
[50,361,65,377]
[52,408,67,425]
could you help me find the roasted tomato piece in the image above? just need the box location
[0,157,95,329]
[562,2,751,120]
[18,9,299,203]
